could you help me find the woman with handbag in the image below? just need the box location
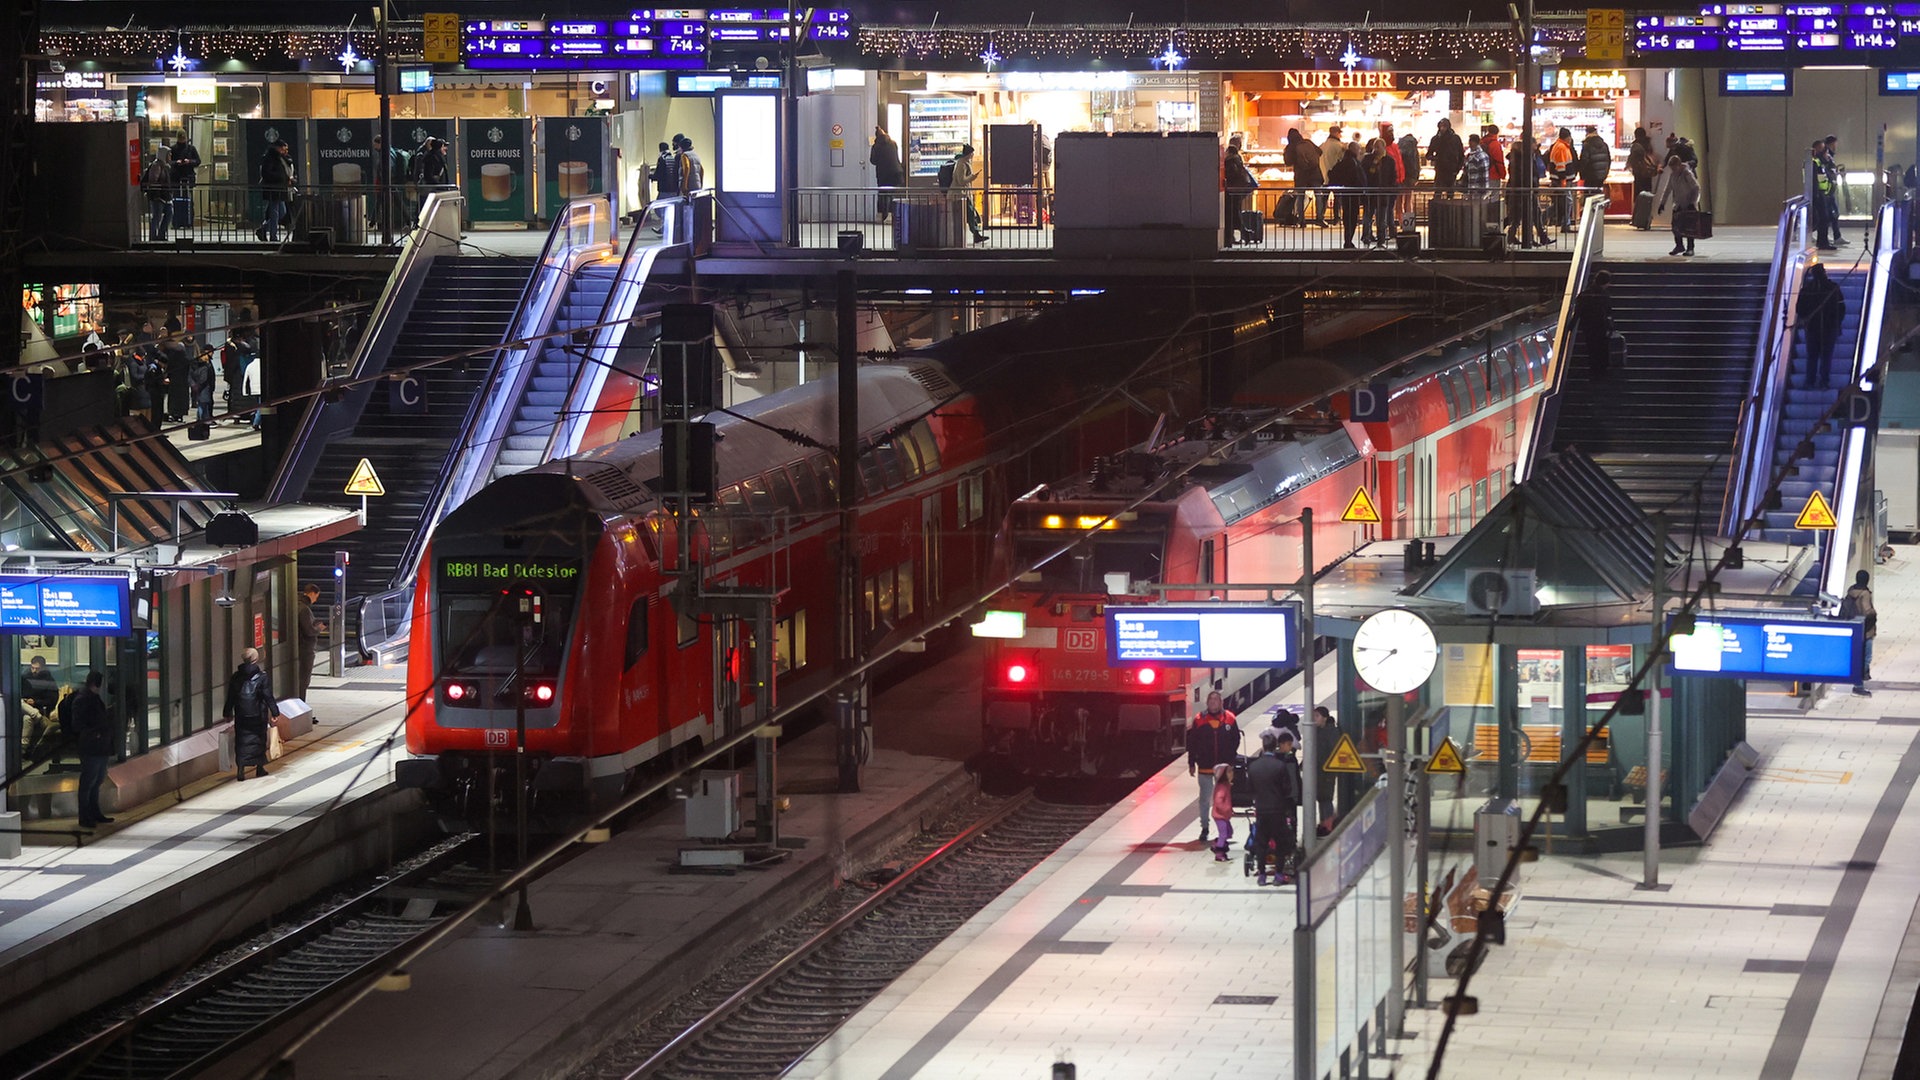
[1659,154,1702,256]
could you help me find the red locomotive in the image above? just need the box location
[979,320,1555,779]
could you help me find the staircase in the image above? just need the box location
[1759,269,1868,546]
[1550,262,1770,531]
[489,265,614,483]
[298,258,533,592]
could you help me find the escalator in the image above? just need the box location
[488,265,614,482]
[1756,268,1868,545]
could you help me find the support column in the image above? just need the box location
[835,269,866,792]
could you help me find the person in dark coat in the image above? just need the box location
[72,671,115,828]
[141,339,168,431]
[1248,728,1299,886]
[159,318,191,422]
[189,349,216,422]
[1284,128,1324,222]
[1222,139,1258,247]
[1506,137,1551,248]
[1798,263,1847,389]
[1628,127,1660,201]
[1185,690,1240,844]
[870,126,903,222]
[1363,139,1399,247]
[297,583,327,701]
[1578,125,1612,204]
[1310,706,1340,833]
[1427,119,1465,196]
[1329,142,1366,249]
[223,647,278,779]
[1658,153,1701,256]
[170,130,201,227]
[1576,269,1616,379]
[257,138,295,243]
[20,654,61,762]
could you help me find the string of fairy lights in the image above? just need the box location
[38,20,1595,71]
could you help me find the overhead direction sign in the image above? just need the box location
[1795,490,1838,530]
[1341,486,1382,524]
[1427,737,1466,774]
[1324,732,1367,773]
[345,458,386,497]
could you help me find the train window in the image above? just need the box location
[741,477,776,515]
[876,567,897,624]
[1438,379,1460,422]
[704,516,733,558]
[774,610,807,674]
[895,560,914,618]
[816,456,838,501]
[765,468,801,518]
[1474,478,1488,520]
[863,575,879,630]
[895,436,925,479]
[1199,539,1216,585]
[1492,351,1515,399]
[1529,343,1548,383]
[1448,491,1459,532]
[625,599,650,669]
[877,443,907,488]
[858,450,887,496]
[441,593,570,677]
[910,422,941,473]
[966,474,986,523]
[1459,486,1473,527]
[1462,365,1484,412]
[1396,457,1410,512]
[1491,469,1504,505]
[678,606,699,648]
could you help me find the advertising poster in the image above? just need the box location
[539,115,607,218]
[239,119,302,221]
[311,119,376,189]
[463,119,531,227]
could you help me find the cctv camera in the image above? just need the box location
[215,593,237,609]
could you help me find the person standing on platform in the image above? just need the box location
[189,348,215,424]
[170,129,201,229]
[1362,139,1396,247]
[1577,269,1617,379]
[1629,128,1660,202]
[1311,706,1340,834]
[140,147,173,242]
[1394,125,1420,220]
[1822,135,1847,246]
[1208,763,1236,861]
[1222,138,1258,246]
[72,672,113,829]
[1548,127,1578,229]
[870,126,902,224]
[1249,728,1299,886]
[224,647,278,780]
[1329,142,1365,250]
[159,316,190,422]
[1284,128,1323,227]
[673,134,705,195]
[1428,118,1464,197]
[1578,125,1612,216]
[1316,125,1345,224]
[1843,570,1877,696]
[1186,690,1240,844]
[1659,153,1701,256]
[256,138,295,244]
[297,583,327,703]
[1464,134,1490,200]
[1809,141,1839,251]
[949,143,987,244]
[1798,263,1847,389]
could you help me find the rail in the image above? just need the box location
[133,181,457,247]
[1512,192,1610,483]
[357,194,616,662]
[267,190,466,505]
[1820,197,1900,602]
[1725,196,1813,534]
[790,184,1595,256]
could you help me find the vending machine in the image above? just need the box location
[907,94,971,181]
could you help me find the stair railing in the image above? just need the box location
[1514,192,1609,483]
[1724,196,1812,534]
[266,191,465,503]
[548,197,682,461]
[356,193,616,664]
[1819,197,1900,603]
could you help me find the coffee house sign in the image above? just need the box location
[1276,70,1514,92]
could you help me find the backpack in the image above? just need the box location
[1839,589,1873,634]
[937,161,956,191]
[1398,134,1419,172]
[141,156,172,198]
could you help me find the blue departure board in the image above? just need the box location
[1106,605,1298,667]
[463,9,852,70]
[0,574,132,635]
[1637,3,1920,57]
[1668,612,1862,681]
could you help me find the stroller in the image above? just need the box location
[1235,751,1303,880]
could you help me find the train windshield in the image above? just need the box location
[1014,532,1167,592]
[439,592,572,677]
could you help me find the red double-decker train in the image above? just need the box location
[979,317,1556,779]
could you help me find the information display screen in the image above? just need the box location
[463,9,851,70]
[439,558,582,585]
[1637,3,1920,59]
[1106,605,1298,667]
[0,574,132,635]
[1722,70,1794,92]
[1882,68,1920,90]
[1668,612,1862,681]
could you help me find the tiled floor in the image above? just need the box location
[794,548,1920,1080]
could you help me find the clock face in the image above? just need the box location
[1352,608,1439,694]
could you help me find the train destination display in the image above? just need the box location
[1636,4,1920,58]
[1668,611,1863,681]
[1107,605,1299,667]
[0,574,133,635]
[463,9,853,70]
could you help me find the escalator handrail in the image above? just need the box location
[266,191,466,503]
[1725,197,1812,533]
[1819,197,1900,602]
[1514,192,1609,483]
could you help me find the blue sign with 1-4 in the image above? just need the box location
[1668,612,1862,682]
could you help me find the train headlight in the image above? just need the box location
[1134,667,1158,686]
[1006,663,1030,685]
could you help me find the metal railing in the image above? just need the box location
[1513,192,1611,483]
[1820,198,1900,602]
[133,182,458,247]
[790,183,1594,256]
[1724,196,1812,534]
[267,190,466,505]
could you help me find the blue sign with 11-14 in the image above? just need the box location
[1668,612,1862,682]
[0,574,132,635]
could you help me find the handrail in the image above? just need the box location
[1724,196,1812,533]
[1819,197,1900,603]
[548,198,682,460]
[1513,192,1609,482]
[266,191,466,503]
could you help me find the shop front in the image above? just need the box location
[1533,67,1644,212]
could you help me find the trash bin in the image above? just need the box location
[892,196,964,251]
[1429,198,1482,249]
[293,193,369,246]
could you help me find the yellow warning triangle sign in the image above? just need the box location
[1794,490,1837,531]
[1341,486,1382,524]
[344,457,386,497]
[1324,731,1367,773]
[1427,737,1466,775]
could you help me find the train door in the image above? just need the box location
[921,494,943,610]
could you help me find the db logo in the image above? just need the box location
[1064,629,1098,652]
[485,730,510,747]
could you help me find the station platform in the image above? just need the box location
[0,664,425,1059]
[793,552,1920,1080]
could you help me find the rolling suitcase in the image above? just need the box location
[1271,191,1301,226]
[173,194,193,229]
[1631,191,1654,230]
[1240,208,1264,242]
[1607,330,1629,371]
[188,421,211,441]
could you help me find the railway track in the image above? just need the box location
[613,793,1110,1080]
[19,836,495,1080]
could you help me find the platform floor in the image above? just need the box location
[794,548,1920,1080]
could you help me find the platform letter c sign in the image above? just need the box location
[10,374,43,415]
[390,374,427,415]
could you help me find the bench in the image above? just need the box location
[1470,724,1564,764]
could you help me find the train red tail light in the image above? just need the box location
[530,682,556,704]
[1005,663,1030,685]
[1134,667,1158,686]
[443,681,478,703]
